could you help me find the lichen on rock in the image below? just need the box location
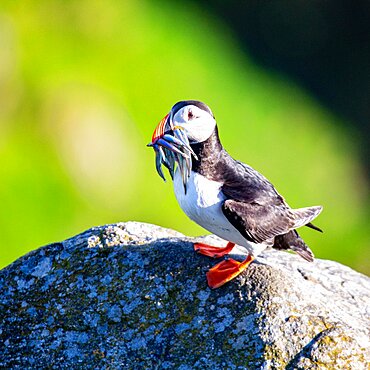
[0,222,369,369]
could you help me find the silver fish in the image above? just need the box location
[149,127,196,191]
[173,128,198,160]
[154,143,166,182]
[159,146,175,180]
[156,138,189,157]
[176,152,188,193]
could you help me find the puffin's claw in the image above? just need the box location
[206,255,254,289]
[194,242,235,258]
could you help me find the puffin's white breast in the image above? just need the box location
[173,169,267,256]
[174,169,225,230]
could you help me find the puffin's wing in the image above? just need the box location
[222,200,323,245]
[222,199,295,244]
[220,158,286,204]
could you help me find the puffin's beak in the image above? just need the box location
[147,114,170,147]
[147,113,189,156]
[147,111,197,191]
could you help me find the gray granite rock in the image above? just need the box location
[0,222,369,369]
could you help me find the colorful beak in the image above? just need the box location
[147,110,197,192]
[149,113,170,145]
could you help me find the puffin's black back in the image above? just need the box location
[190,128,282,205]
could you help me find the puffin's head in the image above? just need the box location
[148,100,214,188]
[151,100,216,145]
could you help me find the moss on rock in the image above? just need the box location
[0,222,369,369]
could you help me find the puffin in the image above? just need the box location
[148,100,323,289]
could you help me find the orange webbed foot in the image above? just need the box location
[194,242,235,258]
[206,255,254,289]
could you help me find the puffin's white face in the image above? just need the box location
[172,105,216,143]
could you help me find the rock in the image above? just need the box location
[0,221,369,369]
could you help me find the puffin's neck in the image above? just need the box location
[190,126,223,175]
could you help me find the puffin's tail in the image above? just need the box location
[274,206,323,262]
[305,222,323,233]
[273,230,314,262]
[292,206,323,230]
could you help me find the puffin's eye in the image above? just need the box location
[188,110,194,120]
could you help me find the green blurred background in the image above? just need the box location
[0,0,369,274]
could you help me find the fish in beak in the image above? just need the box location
[147,112,197,191]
